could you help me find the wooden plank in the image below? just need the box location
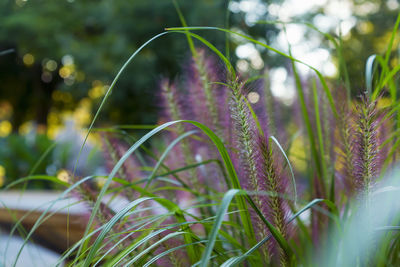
[0,191,87,254]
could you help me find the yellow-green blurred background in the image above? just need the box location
[0,0,399,189]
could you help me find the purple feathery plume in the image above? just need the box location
[158,78,200,187]
[229,78,292,265]
[100,133,142,181]
[229,79,271,262]
[376,111,391,171]
[181,49,231,191]
[352,93,380,197]
[159,78,184,123]
[186,49,228,135]
[154,227,190,267]
[330,85,355,198]
[99,132,144,201]
[229,79,260,191]
[68,175,138,254]
[69,174,115,224]
[310,171,329,248]
[255,132,291,265]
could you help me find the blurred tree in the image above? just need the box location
[340,0,400,93]
[301,0,400,93]
[0,0,283,185]
[0,0,281,131]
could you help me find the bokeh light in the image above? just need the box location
[22,53,34,66]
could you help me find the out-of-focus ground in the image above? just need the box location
[0,232,63,267]
[0,191,87,266]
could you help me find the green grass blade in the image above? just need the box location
[382,12,400,76]
[167,30,236,77]
[10,175,96,266]
[311,77,329,194]
[2,175,69,190]
[125,231,187,265]
[243,96,264,136]
[71,32,170,223]
[365,54,377,96]
[104,221,195,266]
[375,226,400,231]
[182,120,257,248]
[222,198,324,266]
[372,55,386,98]
[0,48,14,56]
[144,240,207,267]
[156,159,217,178]
[244,194,294,262]
[172,0,197,57]
[143,130,197,190]
[83,197,153,267]
[269,136,297,204]
[291,56,325,195]
[375,12,400,100]
[56,226,105,266]
[375,63,400,99]
[199,189,240,267]
[92,213,170,265]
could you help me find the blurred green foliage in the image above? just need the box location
[0,0,282,186]
[340,1,400,92]
[0,0,283,128]
[1,0,399,127]
[0,131,102,188]
[0,0,228,127]
[303,0,400,92]
[0,133,53,188]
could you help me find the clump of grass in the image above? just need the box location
[4,12,400,267]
